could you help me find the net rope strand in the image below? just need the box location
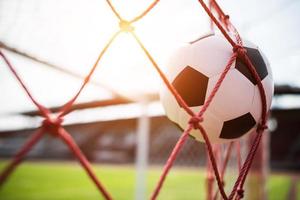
[0,0,269,200]
[197,0,236,47]
[207,2,234,199]
[207,153,215,200]
[0,51,50,119]
[198,0,268,199]
[58,31,121,118]
[57,127,113,199]
[150,50,237,200]
[213,142,234,200]
[0,51,114,200]
[209,1,246,198]
[106,0,160,24]
[105,0,123,21]
[0,40,127,101]
[130,31,195,116]
[0,127,46,185]
[208,0,243,47]
[208,1,244,199]
[130,0,160,23]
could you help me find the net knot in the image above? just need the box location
[256,123,268,132]
[42,117,63,136]
[119,20,134,32]
[223,15,230,27]
[188,115,203,129]
[233,45,247,56]
[237,188,244,198]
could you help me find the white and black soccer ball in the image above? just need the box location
[160,34,274,143]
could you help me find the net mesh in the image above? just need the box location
[0,0,269,199]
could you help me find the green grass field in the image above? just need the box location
[0,161,296,200]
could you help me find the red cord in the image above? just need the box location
[150,50,237,200]
[206,150,215,200]
[0,127,45,187]
[58,128,113,200]
[0,51,50,119]
[213,142,234,200]
[131,31,195,117]
[150,126,193,200]
[197,0,236,47]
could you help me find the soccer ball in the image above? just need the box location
[160,34,274,143]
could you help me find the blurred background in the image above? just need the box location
[0,0,300,199]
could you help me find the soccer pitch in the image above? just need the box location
[0,161,295,200]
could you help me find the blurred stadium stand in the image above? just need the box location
[0,85,299,170]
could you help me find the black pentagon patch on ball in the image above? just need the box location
[235,47,268,85]
[172,66,209,107]
[220,112,256,139]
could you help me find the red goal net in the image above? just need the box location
[0,1,269,200]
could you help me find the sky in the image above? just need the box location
[0,0,300,130]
